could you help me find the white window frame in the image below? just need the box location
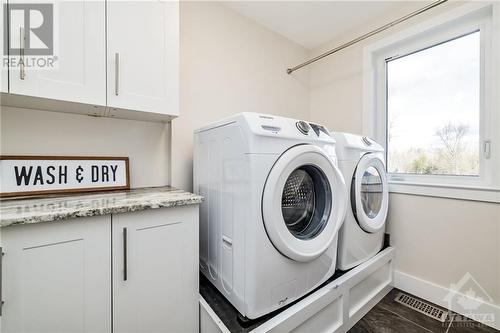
[363,2,500,203]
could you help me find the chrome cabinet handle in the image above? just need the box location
[20,27,25,80]
[123,227,127,281]
[115,52,120,95]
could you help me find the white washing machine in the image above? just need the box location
[194,113,347,319]
[333,132,389,271]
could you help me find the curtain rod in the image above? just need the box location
[286,0,448,74]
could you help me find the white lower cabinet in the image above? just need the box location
[112,206,199,333]
[1,206,199,333]
[2,215,112,333]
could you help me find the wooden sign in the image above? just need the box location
[0,156,130,198]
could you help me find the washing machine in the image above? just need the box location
[194,113,347,319]
[333,132,389,271]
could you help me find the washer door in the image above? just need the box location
[262,145,347,262]
[352,154,389,233]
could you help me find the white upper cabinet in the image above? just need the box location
[1,0,7,93]
[8,0,106,106]
[106,0,179,118]
[1,0,179,121]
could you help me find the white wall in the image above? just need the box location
[171,1,310,191]
[306,0,500,306]
[0,106,170,188]
[388,194,500,300]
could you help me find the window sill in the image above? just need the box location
[388,181,500,203]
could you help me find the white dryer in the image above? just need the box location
[333,132,389,271]
[194,113,347,319]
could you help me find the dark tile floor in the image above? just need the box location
[349,288,499,333]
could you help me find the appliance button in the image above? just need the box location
[362,136,372,146]
[296,121,310,134]
[310,123,321,136]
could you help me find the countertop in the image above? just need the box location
[0,186,203,228]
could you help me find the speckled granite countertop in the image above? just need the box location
[0,186,203,228]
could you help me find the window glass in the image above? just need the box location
[386,31,480,176]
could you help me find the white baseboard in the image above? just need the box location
[394,270,500,331]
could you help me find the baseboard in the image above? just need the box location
[394,270,500,331]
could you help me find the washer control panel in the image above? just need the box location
[296,121,310,134]
[249,113,334,142]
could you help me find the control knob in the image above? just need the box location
[296,121,310,135]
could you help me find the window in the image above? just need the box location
[364,3,500,202]
[386,31,480,177]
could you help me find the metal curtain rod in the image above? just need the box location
[286,0,448,74]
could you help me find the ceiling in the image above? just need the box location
[223,1,417,50]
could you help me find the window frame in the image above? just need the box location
[363,2,500,203]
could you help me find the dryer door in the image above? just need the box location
[352,154,389,233]
[262,145,347,262]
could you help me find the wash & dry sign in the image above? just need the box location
[0,156,130,197]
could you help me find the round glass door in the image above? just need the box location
[281,166,331,240]
[352,154,388,233]
[262,145,347,262]
[360,166,383,219]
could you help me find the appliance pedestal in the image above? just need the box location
[200,246,395,333]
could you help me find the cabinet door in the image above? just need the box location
[8,0,106,106]
[112,206,198,333]
[1,0,6,93]
[106,0,179,116]
[2,216,112,333]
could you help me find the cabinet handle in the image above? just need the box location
[20,27,26,80]
[123,227,128,281]
[115,52,120,96]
